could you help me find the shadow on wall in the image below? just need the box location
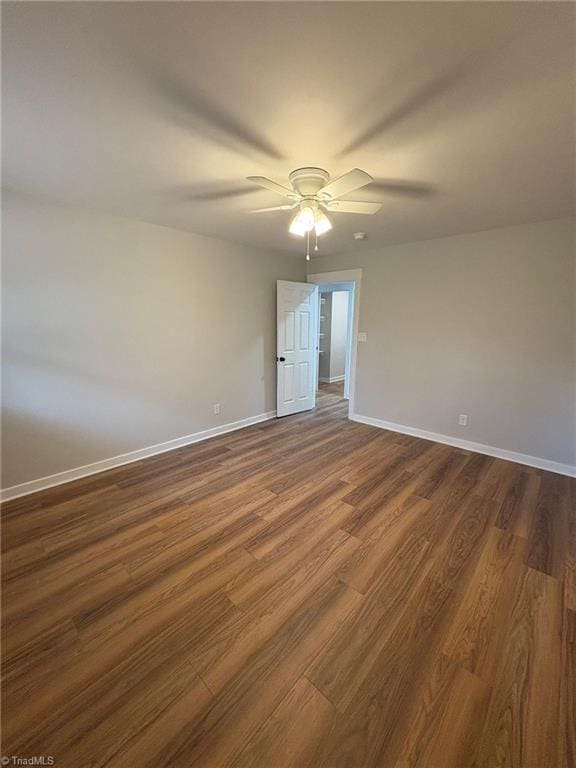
[1,349,172,489]
[1,407,116,490]
[1,330,274,489]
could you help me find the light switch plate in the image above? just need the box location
[358,332,367,342]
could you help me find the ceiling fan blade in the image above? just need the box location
[246,176,297,199]
[324,200,382,214]
[318,168,373,200]
[250,204,296,213]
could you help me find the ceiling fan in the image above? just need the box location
[246,167,381,258]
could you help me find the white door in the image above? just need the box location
[276,280,319,417]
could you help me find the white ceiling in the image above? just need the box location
[3,2,575,256]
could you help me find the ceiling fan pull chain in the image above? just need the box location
[314,231,319,253]
[306,231,311,261]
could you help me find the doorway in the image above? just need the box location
[317,285,353,402]
[307,269,362,418]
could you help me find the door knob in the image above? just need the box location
[277,356,286,362]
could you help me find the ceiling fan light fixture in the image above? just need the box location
[289,206,315,236]
[314,210,332,236]
[248,168,381,256]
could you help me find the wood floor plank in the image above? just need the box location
[75,546,254,649]
[3,589,237,753]
[442,526,525,674]
[199,534,360,690]
[224,525,357,612]
[336,494,431,594]
[494,469,541,539]
[428,493,497,591]
[525,473,570,579]
[106,670,214,768]
[311,576,459,768]
[3,561,133,657]
[473,458,524,504]
[308,491,496,768]
[307,526,431,711]
[559,608,575,768]
[230,676,337,768]
[178,524,352,672]
[243,497,353,562]
[391,655,490,768]
[156,577,361,767]
[342,470,417,539]
[411,447,470,500]
[563,478,576,613]
[470,566,562,768]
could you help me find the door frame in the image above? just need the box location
[307,269,362,418]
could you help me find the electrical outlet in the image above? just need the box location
[213,403,221,415]
[458,414,468,426]
[358,332,367,342]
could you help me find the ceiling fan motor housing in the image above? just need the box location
[288,167,330,197]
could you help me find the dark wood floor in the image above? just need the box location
[2,384,574,767]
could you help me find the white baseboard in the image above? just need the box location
[5,407,573,502]
[1,411,277,503]
[350,413,576,478]
[319,375,345,384]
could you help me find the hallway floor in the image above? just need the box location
[317,380,345,400]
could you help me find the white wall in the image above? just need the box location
[2,190,304,489]
[329,291,349,381]
[309,218,576,468]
